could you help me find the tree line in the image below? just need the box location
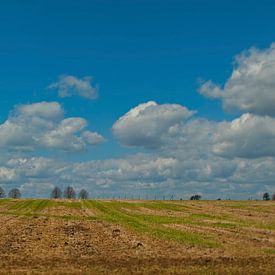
[0,185,274,201]
[0,186,89,199]
[263,192,275,201]
[0,187,21,199]
[51,186,89,199]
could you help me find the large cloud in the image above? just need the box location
[112,101,195,148]
[48,75,98,100]
[199,43,275,116]
[0,102,105,152]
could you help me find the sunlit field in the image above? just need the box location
[0,199,274,274]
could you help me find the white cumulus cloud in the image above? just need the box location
[112,101,195,149]
[213,113,275,158]
[199,43,275,116]
[0,102,105,152]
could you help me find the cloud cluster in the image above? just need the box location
[0,102,105,152]
[1,44,275,199]
[199,43,275,116]
[113,102,275,161]
[1,154,274,199]
[48,75,98,100]
[108,45,275,197]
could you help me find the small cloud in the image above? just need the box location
[82,131,106,145]
[48,75,98,100]
[198,80,223,99]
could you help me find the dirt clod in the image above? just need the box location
[112,228,121,237]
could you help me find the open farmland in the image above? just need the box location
[0,199,274,274]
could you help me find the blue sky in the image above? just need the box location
[0,1,275,199]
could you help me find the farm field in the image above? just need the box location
[0,199,274,274]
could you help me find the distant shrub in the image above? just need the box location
[190,195,201,200]
[64,186,76,199]
[263,192,270,201]
[79,189,89,200]
[51,186,62,199]
[0,186,5,198]
[8,188,21,199]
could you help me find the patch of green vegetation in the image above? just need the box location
[0,198,10,205]
[139,201,189,211]
[210,222,238,229]
[49,200,82,208]
[222,214,275,231]
[85,200,219,247]
[220,201,275,213]
[1,199,273,248]
[94,200,189,212]
[0,210,97,221]
[190,212,229,219]
[264,248,275,255]
[151,226,218,247]
[27,199,50,212]
[7,199,50,213]
[9,200,36,211]
[109,203,240,230]
[84,200,242,234]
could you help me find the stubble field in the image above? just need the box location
[0,199,274,274]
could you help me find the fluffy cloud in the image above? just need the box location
[48,75,98,100]
[161,119,218,159]
[81,131,106,145]
[113,101,195,148]
[213,113,275,158]
[0,102,105,152]
[113,100,275,160]
[0,167,18,182]
[199,43,275,116]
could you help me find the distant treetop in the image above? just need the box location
[79,189,89,200]
[190,195,201,200]
[8,188,21,199]
[63,186,76,199]
[51,186,62,199]
[0,186,5,198]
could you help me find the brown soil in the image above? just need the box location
[0,202,274,274]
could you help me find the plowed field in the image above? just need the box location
[0,199,274,274]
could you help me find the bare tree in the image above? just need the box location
[0,186,5,198]
[51,186,62,199]
[272,194,275,201]
[190,195,201,200]
[8,188,21,199]
[263,192,270,201]
[63,186,76,199]
[79,189,89,199]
